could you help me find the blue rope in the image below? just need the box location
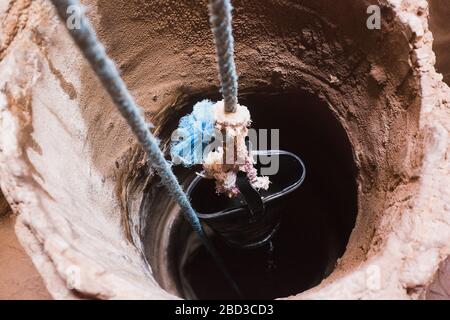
[208,0,238,113]
[49,0,241,297]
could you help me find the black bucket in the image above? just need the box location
[186,150,306,249]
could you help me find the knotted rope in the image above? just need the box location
[50,0,241,297]
[208,0,238,113]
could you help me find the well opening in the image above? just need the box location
[141,90,358,299]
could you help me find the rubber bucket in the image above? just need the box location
[186,150,306,249]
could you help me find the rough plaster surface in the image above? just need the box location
[0,0,448,299]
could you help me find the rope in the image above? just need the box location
[208,0,238,113]
[49,0,242,298]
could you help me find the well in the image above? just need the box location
[0,0,448,299]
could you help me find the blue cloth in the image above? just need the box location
[171,100,216,166]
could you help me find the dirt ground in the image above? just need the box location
[0,210,51,299]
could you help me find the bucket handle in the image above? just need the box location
[236,171,265,220]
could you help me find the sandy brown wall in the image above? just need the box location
[429,0,450,85]
[0,192,9,217]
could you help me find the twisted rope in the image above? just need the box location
[208,0,238,113]
[50,0,241,297]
